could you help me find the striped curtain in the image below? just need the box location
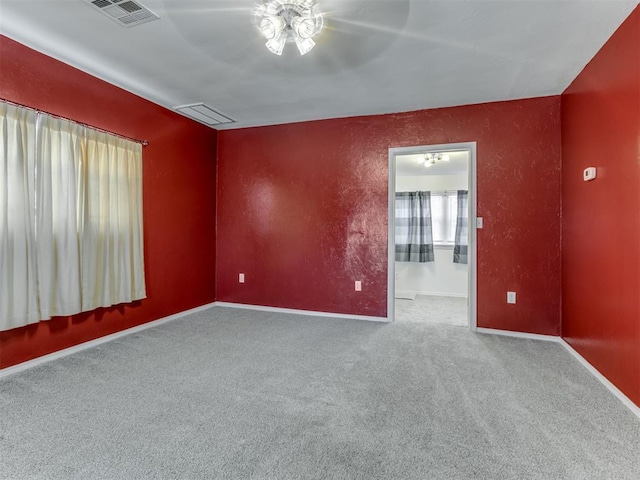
[395,191,434,263]
[453,190,468,264]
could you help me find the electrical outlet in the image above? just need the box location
[239,273,245,283]
[507,291,516,304]
[355,280,362,291]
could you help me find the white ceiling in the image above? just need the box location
[1,0,637,130]
[397,151,468,177]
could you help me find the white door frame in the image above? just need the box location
[387,142,477,331]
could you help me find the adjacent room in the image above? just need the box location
[1,1,639,478]
[393,147,471,327]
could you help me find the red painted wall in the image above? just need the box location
[217,97,562,334]
[0,36,217,368]
[561,7,640,406]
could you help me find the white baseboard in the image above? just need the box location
[559,339,640,420]
[0,302,217,379]
[395,291,416,300]
[476,327,639,420]
[423,292,468,298]
[215,301,389,323]
[396,290,468,298]
[476,327,561,343]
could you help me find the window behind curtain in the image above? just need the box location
[0,102,145,332]
[431,192,458,245]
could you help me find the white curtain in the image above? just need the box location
[0,103,145,331]
[36,114,83,318]
[81,129,145,311]
[0,103,40,329]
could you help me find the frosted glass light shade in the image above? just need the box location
[266,34,287,55]
[294,37,315,55]
[260,15,286,39]
[291,16,316,39]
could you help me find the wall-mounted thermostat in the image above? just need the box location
[583,167,597,181]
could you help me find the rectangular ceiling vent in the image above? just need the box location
[84,0,159,28]
[174,104,236,127]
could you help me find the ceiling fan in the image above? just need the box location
[255,0,324,56]
[158,0,413,70]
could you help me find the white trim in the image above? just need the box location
[388,142,477,330]
[388,149,396,323]
[214,302,388,322]
[476,328,640,420]
[468,143,477,332]
[395,290,468,299]
[0,302,217,379]
[476,327,561,343]
[559,339,640,420]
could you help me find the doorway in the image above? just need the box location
[387,142,477,330]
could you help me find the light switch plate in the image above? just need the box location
[476,217,483,229]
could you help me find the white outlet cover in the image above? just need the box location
[476,217,483,229]
[355,281,362,291]
[507,291,516,304]
[583,167,597,181]
[239,273,245,283]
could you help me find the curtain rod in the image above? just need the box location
[1,98,149,146]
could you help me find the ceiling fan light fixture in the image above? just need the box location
[256,0,323,56]
[424,153,449,167]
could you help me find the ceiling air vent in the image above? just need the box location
[174,104,236,127]
[84,0,159,28]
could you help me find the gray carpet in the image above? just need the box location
[395,294,468,327]
[1,307,639,480]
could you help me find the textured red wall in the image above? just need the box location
[0,36,217,368]
[561,7,640,406]
[217,97,562,334]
